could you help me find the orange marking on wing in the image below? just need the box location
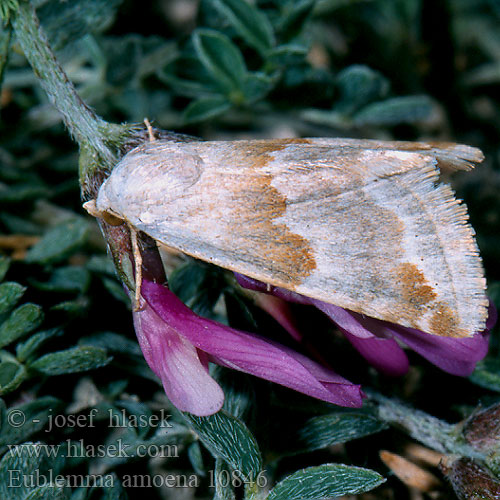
[395,262,437,308]
[231,141,317,287]
[392,262,465,336]
[429,302,460,337]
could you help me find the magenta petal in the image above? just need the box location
[279,348,365,405]
[311,300,389,339]
[133,301,224,416]
[311,301,409,375]
[253,294,303,341]
[237,282,408,376]
[234,273,268,293]
[386,324,489,376]
[235,273,310,305]
[313,301,409,375]
[237,275,493,377]
[133,307,155,371]
[342,329,409,376]
[234,274,304,340]
[307,295,490,376]
[210,347,363,408]
[141,280,363,408]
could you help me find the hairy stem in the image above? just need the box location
[368,391,484,460]
[12,2,111,153]
[10,1,133,196]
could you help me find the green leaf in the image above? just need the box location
[210,0,274,55]
[185,410,262,480]
[25,219,89,265]
[115,399,152,426]
[0,0,19,23]
[0,441,67,499]
[183,96,232,124]
[267,464,385,500]
[0,213,45,235]
[187,441,206,476]
[0,256,10,281]
[100,473,128,500]
[0,281,26,314]
[169,262,225,318]
[113,358,159,384]
[86,255,115,275]
[214,458,236,500]
[16,328,62,363]
[102,277,129,304]
[487,282,500,312]
[267,44,309,66]
[0,303,44,348]
[29,346,112,375]
[0,396,62,448]
[38,0,122,51]
[70,489,89,500]
[157,68,218,99]
[104,379,129,399]
[297,413,388,452]
[300,108,353,129]
[193,29,248,95]
[465,62,500,87]
[31,266,91,293]
[354,95,435,126]
[102,35,172,87]
[51,296,90,316]
[242,72,274,102]
[79,331,142,357]
[336,65,390,113]
[276,0,315,41]
[0,183,49,203]
[0,398,5,432]
[470,358,500,392]
[0,350,26,395]
[89,421,191,472]
[216,368,255,420]
[224,290,260,333]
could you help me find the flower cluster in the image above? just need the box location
[133,276,496,416]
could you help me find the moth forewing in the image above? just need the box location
[95,138,488,338]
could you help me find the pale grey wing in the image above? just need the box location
[97,139,488,337]
[297,137,484,172]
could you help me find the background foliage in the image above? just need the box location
[1,0,500,499]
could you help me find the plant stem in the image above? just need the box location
[368,391,485,460]
[10,1,133,196]
[12,2,111,155]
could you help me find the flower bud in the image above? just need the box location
[463,403,500,452]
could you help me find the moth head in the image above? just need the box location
[83,199,124,226]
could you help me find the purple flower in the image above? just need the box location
[133,270,495,417]
[133,279,363,416]
[235,274,496,378]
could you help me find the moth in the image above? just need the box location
[86,136,488,338]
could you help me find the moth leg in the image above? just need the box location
[144,118,156,142]
[130,227,144,311]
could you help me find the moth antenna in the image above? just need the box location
[130,227,144,311]
[144,118,156,142]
